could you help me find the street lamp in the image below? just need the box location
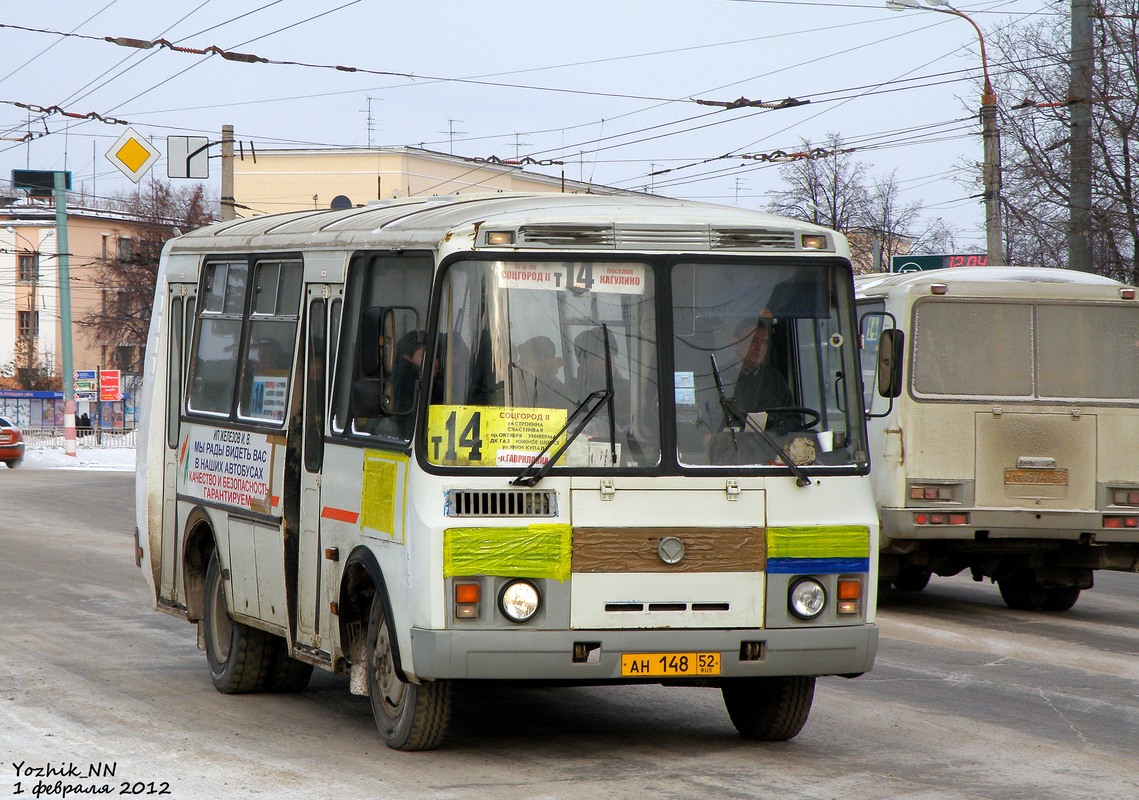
[886,0,1004,265]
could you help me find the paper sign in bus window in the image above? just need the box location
[427,405,568,466]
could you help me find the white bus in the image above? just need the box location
[858,266,1139,611]
[135,193,880,750]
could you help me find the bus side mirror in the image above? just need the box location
[358,306,396,379]
[877,328,904,398]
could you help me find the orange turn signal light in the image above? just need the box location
[455,583,480,604]
[837,579,861,601]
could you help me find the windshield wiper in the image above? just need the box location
[510,388,613,487]
[710,353,811,488]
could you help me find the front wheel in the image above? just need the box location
[721,676,815,741]
[892,566,932,592]
[997,568,1046,611]
[366,592,451,750]
[202,550,273,693]
[1040,587,1081,612]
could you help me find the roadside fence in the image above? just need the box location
[21,427,137,450]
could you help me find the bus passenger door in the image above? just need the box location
[160,286,192,604]
[297,289,333,648]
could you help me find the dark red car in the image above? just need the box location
[0,416,25,468]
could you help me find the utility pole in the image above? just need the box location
[53,171,76,457]
[886,0,1004,265]
[1069,0,1094,272]
[221,124,235,221]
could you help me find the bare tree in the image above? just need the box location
[990,2,1139,281]
[78,180,216,373]
[769,135,962,272]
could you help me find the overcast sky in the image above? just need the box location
[1,0,1058,250]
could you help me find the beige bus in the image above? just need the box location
[858,266,1139,610]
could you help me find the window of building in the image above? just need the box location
[18,310,39,338]
[17,253,38,283]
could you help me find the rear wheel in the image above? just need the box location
[892,566,932,592]
[366,592,451,750]
[721,676,815,741]
[265,639,314,692]
[997,568,1046,611]
[1040,587,1081,612]
[202,550,273,693]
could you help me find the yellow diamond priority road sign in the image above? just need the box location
[105,127,160,183]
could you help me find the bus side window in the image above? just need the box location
[237,260,303,425]
[330,252,433,441]
[188,261,247,416]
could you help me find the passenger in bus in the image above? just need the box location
[513,335,569,409]
[728,317,793,426]
[389,329,426,438]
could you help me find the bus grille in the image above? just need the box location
[514,224,799,251]
[445,489,558,517]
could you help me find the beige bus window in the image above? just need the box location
[912,301,1032,398]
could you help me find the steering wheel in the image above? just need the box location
[762,406,821,433]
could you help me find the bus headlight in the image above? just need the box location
[788,578,827,620]
[499,580,541,623]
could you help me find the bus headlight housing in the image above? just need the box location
[499,580,541,623]
[788,578,827,620]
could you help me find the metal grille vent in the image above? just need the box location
[445,489,558,517]
[714,228,796,249]
[518,225,615,246]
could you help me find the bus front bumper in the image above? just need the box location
[408,624,878,681]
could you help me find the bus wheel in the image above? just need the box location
[202,550,273,693]
[366,592,451,750]
[892,566,932,592]
[1040,587,1081,612]
[997,568,1046,611]
[265,639,314,692]
[721,676,815,741]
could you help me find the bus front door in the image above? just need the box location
[296,291,330,650]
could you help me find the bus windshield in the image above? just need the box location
[428,259,660,468]
[672,261,865,468]
[426,257,864,472]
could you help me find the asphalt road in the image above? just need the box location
[2,469,1137,799]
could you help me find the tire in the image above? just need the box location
[721,676,815,741]
[892,566,932,593]
[265,639,314,692]
[366,591,451,750]
[4,459,18,468]
[202,550,274,693]
[1040,587,1081,612]
[997,568,1046,611]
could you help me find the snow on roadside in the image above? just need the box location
[18,447,137,472]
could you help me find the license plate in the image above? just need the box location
[1005,468,1068,486]
[620,652,721,677]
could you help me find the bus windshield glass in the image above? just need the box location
[673,261,865,468]
[427,259,660,469]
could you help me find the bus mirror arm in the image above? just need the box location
[709,354,811,487]
[511,389,612,487]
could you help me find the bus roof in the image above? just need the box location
[854,266,1134,299]
[165,192,849,257]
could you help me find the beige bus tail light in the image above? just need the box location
[1103,515,1139,529]
[1111,490,1139,506]
[914,512,970,526]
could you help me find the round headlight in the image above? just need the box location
[499,580,541,623]
[788,578,827,620]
